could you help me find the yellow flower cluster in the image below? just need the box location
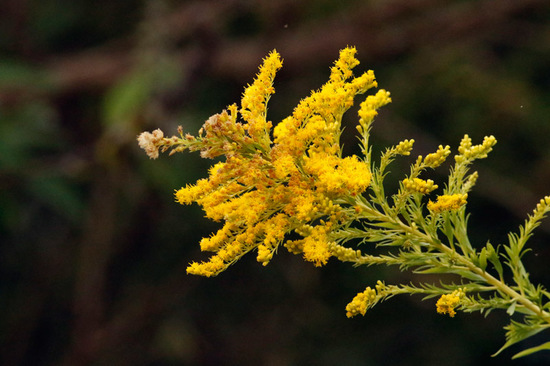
[402,178,438,194]
[455,134,497,163]
[422,145,451,168]
[285,223,333,267]
[328,242,364,262]
[273,48,382,158]
[393,139,415,156]
[428,194,468,213]
[240,51,282,149]
[532,196,550,218]
[173,47,389,276]
[346,281,387,317]
[436,289,465,317]
[304,153,371,196]
[357,89,392,134]
[139,48,550,359]
[346,287,377,317]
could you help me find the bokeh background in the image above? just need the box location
[1,0,550,365]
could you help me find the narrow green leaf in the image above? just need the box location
[506,301,516,316]
[493,321,547,357]
[486,242,504,279]
[102,71,154,129]
[371,221,400,229]
[414,266,485,282]
[512,341,550,359]
[478,248,487,271]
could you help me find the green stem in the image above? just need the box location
[354,199,550,323]
[410,221,550,322]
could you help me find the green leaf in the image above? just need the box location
[414,266,485,282]
[441,213,455,249]
[370,221,400,230]
[492,320,547,357]
[102,70,155,132]
[478,247,487,271]
[486,242,504,279]
[512,341,550,359]
[506,301,516,316]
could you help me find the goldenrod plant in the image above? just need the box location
[138,47,550,359]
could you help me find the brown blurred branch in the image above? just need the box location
[59,159,197,365]
[67,167,118,365]
[9,0,544,98]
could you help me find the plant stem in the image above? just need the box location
[355,199,550,323]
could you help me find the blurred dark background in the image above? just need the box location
[1,0,550,365]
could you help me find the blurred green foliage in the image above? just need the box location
[1,0,550,365]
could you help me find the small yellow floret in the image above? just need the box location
[346,287,377,317]
[329,242,363,262]
[455,134,497,163]
[436,289,465,317]
[423,145,451,168]
[175,178,213,205]
[402,178,438,194]
[394,139,415,156]
[302,236,331,267]
[358,89,392,131]
[186,257,226,277]
[463,171,479,192]
[532,195,550,217]
[428,194,468,213]
[240,51,282,147]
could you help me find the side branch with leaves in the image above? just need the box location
[138,46,550,359]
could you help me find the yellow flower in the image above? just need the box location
[533,196,550,217]
[436,289,465,317]
[455,134,497,163]
[165,46,390,276]
[240,51,282,149]
[302,236,331,267]
[393,139,415,156]
[346,287,377,317]
[186,256,226,277]
[273,47,379,158]
[428,194,468,213]
[257,214,290,265]
[284,224,333,267]
[357,89,391,132]
[402,178,438,194]
[423,145,451,168]
[329,242,363,262]
[304,153,371,196]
